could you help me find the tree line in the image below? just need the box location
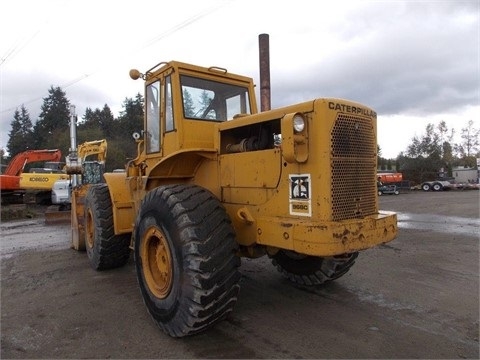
[378,120,479,184]
[2,86,217,172]
[2,85,479,185]
[3,86,144,171]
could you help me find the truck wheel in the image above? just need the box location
[432,182,443,191]
[421,183,431,191]
[270,250,358,286]
[134,184,241,337]
[84,184,131,270]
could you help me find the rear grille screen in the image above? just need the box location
[331,115,376,221]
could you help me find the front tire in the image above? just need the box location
[270,250,358,286]
[134,184,241,337]
[84,184,131,270]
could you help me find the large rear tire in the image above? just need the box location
[84,184,131,270]
[134,184,241,337]
[270,250,358,286]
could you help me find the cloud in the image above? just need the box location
[1,0,478,160]
[271,1,478,116]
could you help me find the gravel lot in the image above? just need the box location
[1,190,479,359]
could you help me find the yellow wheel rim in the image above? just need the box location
[85,208,95,249]
[141,226,173,299]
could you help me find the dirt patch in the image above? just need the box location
[0,204,41,221]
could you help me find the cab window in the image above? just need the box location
[146,81,160,153]
[180,75,251,121]
[165,76,174,132]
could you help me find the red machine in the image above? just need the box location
[0,149,62,191]
[377,172,403,184]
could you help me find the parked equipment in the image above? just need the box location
[377,172,403,184]
[70,50,397,337]
[0,149,66,204]
[51,139,108,207]
[421,180,453,191]
[378,184,400,196]
[47,139,107,223]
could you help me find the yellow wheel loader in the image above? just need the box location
[71,57,397,337]
[46,139,108,224]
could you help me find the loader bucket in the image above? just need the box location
[45,209,71,225]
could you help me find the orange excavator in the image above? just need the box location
[0,149,63,203]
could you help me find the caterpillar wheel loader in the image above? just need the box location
[71,52,397,337]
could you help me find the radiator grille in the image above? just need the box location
[331,115,376,221]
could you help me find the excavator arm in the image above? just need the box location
[1,149,62,191]
[78,139,107,163]
[65,139,107,175]
[3,149,62,177]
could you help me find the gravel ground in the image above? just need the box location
[1,190,479,359]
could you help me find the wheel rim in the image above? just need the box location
[86,208,95,249]
[141,226,173,299]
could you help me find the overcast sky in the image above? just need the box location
[1,0,478,158]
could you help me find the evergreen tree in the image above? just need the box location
[104,138,130,171]
[33,86,71,150]
[7,105,34,157]
[82,107,95,128]
[183,89,195,117]
[199,90,214,119]
[0,148,5,168]
[114,93,144,163]
[117,93,144,137]
[82,104,115,138]
[76,125,105,147]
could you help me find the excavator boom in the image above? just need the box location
[3,149,62,176]
[1,149,62,191]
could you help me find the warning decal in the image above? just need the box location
[289,174,312,217]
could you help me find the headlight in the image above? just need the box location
[293,114,305,133]
[281,112,309,163]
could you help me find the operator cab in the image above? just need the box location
[131,61,257,156]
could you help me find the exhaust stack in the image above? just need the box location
[259,33,271,112]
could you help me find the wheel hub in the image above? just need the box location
[86,209,95,249]
[142,226,173,299]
